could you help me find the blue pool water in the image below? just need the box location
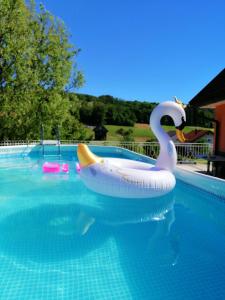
[0,147,225,300]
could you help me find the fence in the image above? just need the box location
[0,140,213,161]
[62,141,213,160]
[0,140,39,146]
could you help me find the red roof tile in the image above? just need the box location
[185,129,213,142]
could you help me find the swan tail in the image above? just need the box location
[77,144,102,167]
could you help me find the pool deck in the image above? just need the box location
[177,163,207,173]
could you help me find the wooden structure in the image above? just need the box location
[93,125,108,140]
[189,68,225,178]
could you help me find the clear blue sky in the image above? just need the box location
[39,0,225,103]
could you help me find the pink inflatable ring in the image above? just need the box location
[43,162,60,173]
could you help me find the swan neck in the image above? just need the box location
[150,110,177,172]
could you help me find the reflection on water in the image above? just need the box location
[73,190,175,231]
[0,182,176,262]
[146,208,179,266]
[43,188,175,237]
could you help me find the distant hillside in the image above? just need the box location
[76,93,157,126]
[72,93,214,128]
[84,124,213,142]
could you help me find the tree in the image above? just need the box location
[76,94,157,127]
[0,0,85,139]
[0,0,33,138]
[116,128,134,142]
[76,93,214,128]
[91,102,106,126]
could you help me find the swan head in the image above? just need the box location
[150,100,186,142]
[173,98,186,142]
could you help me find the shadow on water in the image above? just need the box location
[73,190,179,299]
[0,203,111,263]
[113,192,180,299]
[0,187,178,299]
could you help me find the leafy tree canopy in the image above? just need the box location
[0,0,85,140]
[76,93,213,128]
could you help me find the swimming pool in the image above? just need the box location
[0,145,225,300]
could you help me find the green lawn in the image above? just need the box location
[83,124,213,142]
[104,124,213,142]
[105,125,154,141]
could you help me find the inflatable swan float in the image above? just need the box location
[77,100,186,198]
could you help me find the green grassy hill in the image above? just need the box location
[85,124,213,142]
[106,124,214,141]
